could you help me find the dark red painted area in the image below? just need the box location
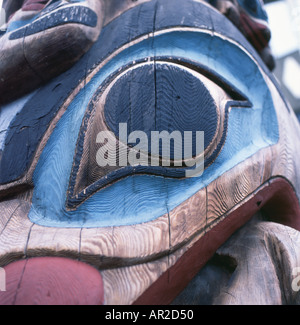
[239,11,270,52]
[22,0,48,12]
[0,257,104,305]
[134,177,300,305]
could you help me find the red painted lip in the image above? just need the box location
[0,257,104,305]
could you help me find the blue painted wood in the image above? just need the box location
[9,5,98,40]
[0,92,37,152]
[65,59,249,209]
[29,29,279,227]
[0,0,285,186]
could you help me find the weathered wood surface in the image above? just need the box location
[172,212,300,305]
[0,0,300,305]
[0,0,104,105]
[0,199,32,267]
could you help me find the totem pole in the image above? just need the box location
[0,0,300,305]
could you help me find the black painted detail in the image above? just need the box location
[104,63,218,159]
[9,6,98,40]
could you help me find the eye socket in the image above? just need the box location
[66,59,250,209]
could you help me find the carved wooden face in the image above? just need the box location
[0,0,300,305]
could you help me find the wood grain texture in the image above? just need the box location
[0,154,299,304]
[102,256,170,305]
[1,179,291,305]
[39,147,284,270]
[79,215,170,268]
[0,0,104,105]
[198,215,300,305]
[1,0,300,306]
[103,62,219,153]
[26,225,81,261]
[168,185,206,249]
[134,178,300,305]
[267,76,300,192]
[0,200,32,267]
[206,147,273,227]
[101,234,211,305]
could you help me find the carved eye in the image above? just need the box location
[67,60,250,209]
